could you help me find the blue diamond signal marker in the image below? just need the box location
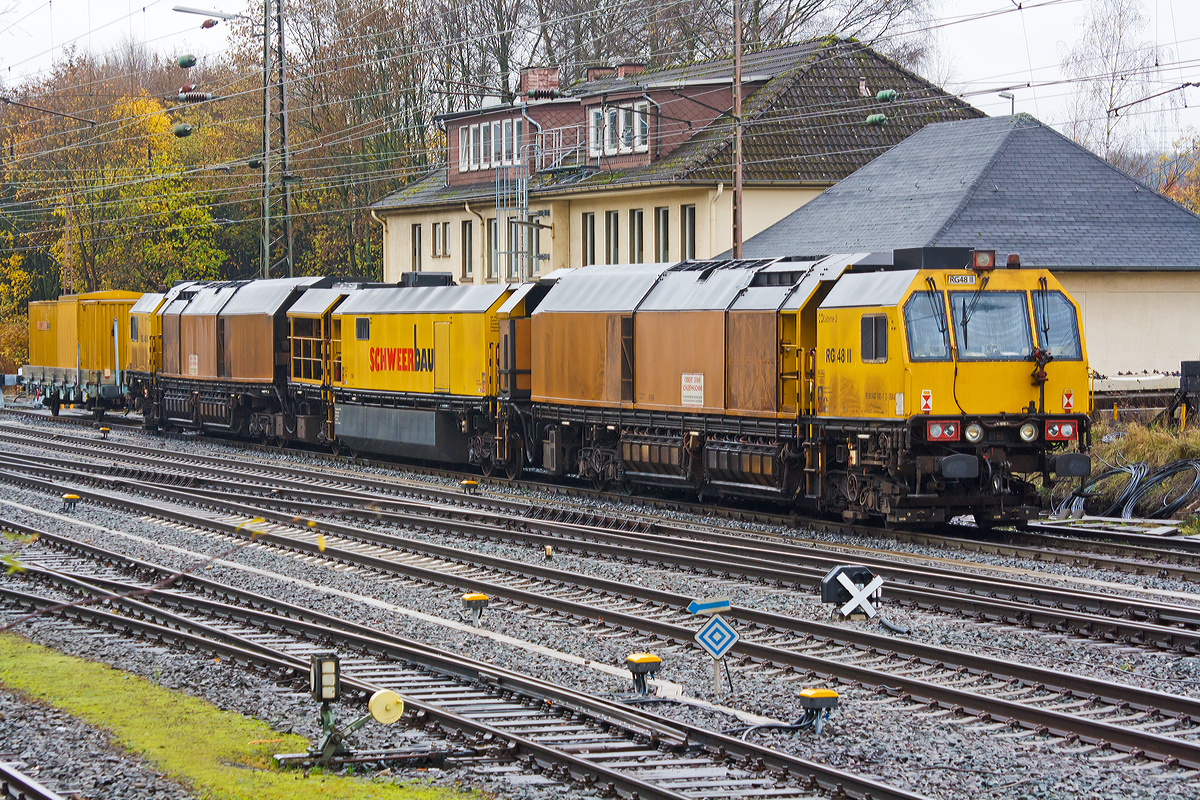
[694,614,739,659]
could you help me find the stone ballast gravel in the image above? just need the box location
[0,687,198,800]
[0,414,1199,798]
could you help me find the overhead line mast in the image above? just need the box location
[732,0,743,259]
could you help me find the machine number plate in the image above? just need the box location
[946,274,977,285]
[681,373,704,407]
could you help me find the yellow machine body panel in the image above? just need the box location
[127,293,166,374]
[816,268,1090,419]
[27,301,56,368]
[334,285,512,398]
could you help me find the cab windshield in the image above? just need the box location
[1032,290,1082,360]
[949,290,1032,361]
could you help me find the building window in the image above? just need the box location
[529,222,541,276]
[492,121,503,165]
[461,220,473,278]
[470,125,480,169]
[486,217,498,279]
[681,204,696,260]
[355,317,370,341]
[588,109,603,157]
[431,222,441,257]
[605,210,619,264]
[508,217,520,279]
[635,103,649,152]
[582,212,596,266]
[440,222,449,256]
[654,206,669,262]
[411,223,422,271]
[620,108,633,153]
[514,119,524,161]
[481,124,491,168]
[458,126,468,172]
[605,108,619,155]
[503,120,513,164]
[629,209,643,263]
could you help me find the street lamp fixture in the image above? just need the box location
[999,92,1014,115]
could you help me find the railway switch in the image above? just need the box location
[821,565,884,620]
[798,688,840,735]
[626,652,662,696]
[462,592,489,626]
[61,494,80,513]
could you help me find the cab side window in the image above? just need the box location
[860,314,887,363]
[355,318,370,341]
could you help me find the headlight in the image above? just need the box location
[1019,422,1038,442]
[929,423,943,439]
[965,423,984,443]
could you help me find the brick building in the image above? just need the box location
[372,37,983,284]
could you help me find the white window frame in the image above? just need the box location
[605,210,619,264]
[655,206,669,262]
[582,212,596,266]
[619,107,634,154]
[486,217,498,279]
[605,107,619,155]
[629,209,643,263]
[514,119,523,162]
[588,109,603,157]
[431,222,441,257]
[411,223,422,271]
[458,126,469,172]
[529,223,541,276]
[469,124,480,170]
[503,120,514,165]
[681,204,696,260]
[634,103,649,152]
[481,123,491,168]
[461,220,473,278]
[492,121,503,165]
[440,221,449,257]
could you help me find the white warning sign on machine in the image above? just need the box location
[681,373,704,407]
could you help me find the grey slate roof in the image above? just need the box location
[737,114,1200,269]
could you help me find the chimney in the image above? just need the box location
[586,66,617,82]
[519,66,560,99]
[616,63,645,79]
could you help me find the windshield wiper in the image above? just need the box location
[958,275,989,349]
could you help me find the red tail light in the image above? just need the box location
[1045,419,1078,441]
[926,420,960,441]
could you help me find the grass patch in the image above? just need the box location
[0,633,473,800]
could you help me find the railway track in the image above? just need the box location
[1,539,916,800]
[5,409,1200,572]
[0,760,66,800]
[5,477,1200,777]
[3,432,1199,656]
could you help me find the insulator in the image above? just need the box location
[172,123,193,138]
[201,18,219,29]
[179,84,197,93]
[176,54,197,69]
[177,92,213,103]
[865,113,887,126]
[875,89,898,102]
[527,88,560,100]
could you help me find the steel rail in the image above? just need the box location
[5,486,1200,771]
[1,567,923,800]
[5,449,1200,654]
[6,417,1200,568]
[0,761,67,800]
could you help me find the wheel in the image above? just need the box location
[591,474,608,491]
[480,458,497,479]
[505,448,524,480]
[49,395,60,417]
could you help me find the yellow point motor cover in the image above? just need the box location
[626,652,662,665]
[369,689,405,724]
[462,592,489,602]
